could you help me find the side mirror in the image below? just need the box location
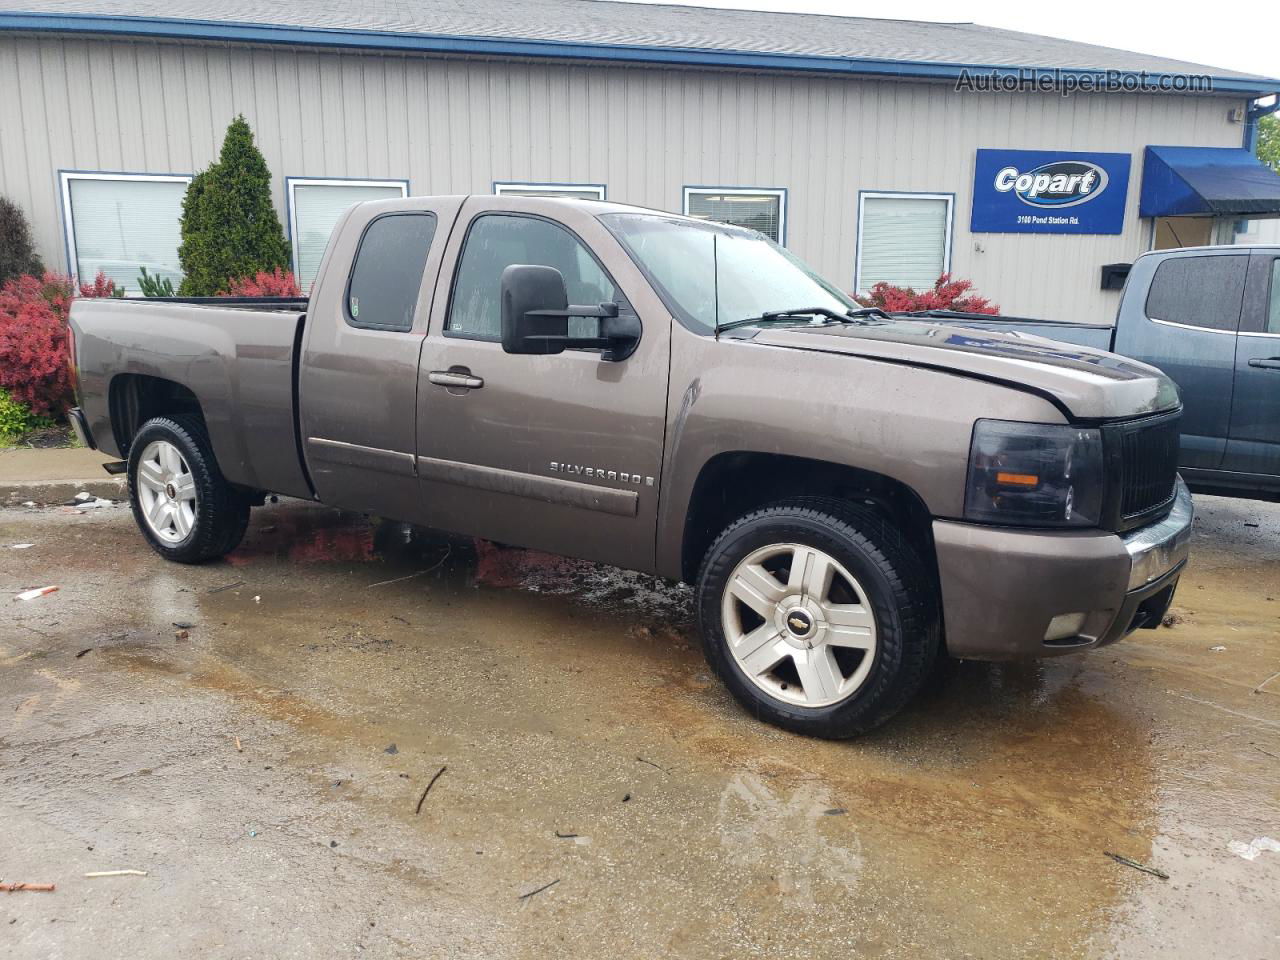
[500,263,640,361]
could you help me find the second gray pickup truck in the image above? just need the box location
[933,245,1280,502]
[68,195,1192,738]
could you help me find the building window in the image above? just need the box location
[493,182,607,201]
[856,192,953,293]
[346,213,438,331]
[287,178,409,292]
[59,172,191,291]
[683,187,786,243]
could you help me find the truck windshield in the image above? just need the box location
[600,213,856,334]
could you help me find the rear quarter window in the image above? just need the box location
[1144,254,1246,332]
[345,212,437,331]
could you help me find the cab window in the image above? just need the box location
[1144,254,1246,333]
[345,212,437,331]
[447,214,617,340]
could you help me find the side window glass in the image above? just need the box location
[447,215,618,340]
[346,213,437,331]
[1144,255,1247,332]
[1268,259,1280,335]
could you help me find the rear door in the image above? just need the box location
[1115,251,1247,470]
[298,196,463,518]
[415,197,671,571]
[1223,252,1280,480]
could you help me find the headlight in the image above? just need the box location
[964,420,1104,527]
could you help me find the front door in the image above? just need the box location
[416,200,670,571]
[298,197,461,519]
[1224,252,1280,480]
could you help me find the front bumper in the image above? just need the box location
[933,477,1193,660]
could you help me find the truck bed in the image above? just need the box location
[70,297,313,499]
[899,310,1116,352]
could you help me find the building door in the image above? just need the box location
[1223,253,1280,479]
[415,204,670,571]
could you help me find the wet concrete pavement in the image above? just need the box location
[2,495,1277,958]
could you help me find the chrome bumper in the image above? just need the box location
[1123,476,1193,591]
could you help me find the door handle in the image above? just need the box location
[428,370,484,389]
[1247,358,1280,370]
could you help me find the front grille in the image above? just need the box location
[1117,414,1180,525]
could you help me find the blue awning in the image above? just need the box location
[1140,145,1280,218]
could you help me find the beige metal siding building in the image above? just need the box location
[1,0,1277,323]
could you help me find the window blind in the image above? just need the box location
[494,185,605,200]
[686,192,782,242]
[858,196,950,291]
[67,177,188,290]
[292,183,405,292]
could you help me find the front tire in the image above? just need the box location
[127,416,250,564]
[697,498,939,738]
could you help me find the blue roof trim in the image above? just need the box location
[3,11,1278,96]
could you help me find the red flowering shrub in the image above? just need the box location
[855,274,1000,315]
[0,271,118,416]
[222,268,301,298]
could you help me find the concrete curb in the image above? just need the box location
[3,476,127,506]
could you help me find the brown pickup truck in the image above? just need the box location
[68,195,1193,738]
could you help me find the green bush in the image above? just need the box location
[137,266,175,297]
[0,389,46,445]
[0,195,44,286]
[178,116,291,296]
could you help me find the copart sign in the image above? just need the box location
[971,149,1131,234]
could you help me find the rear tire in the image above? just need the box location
[697,497,939,738]
[127,415,251,564]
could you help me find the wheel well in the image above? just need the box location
[109,375,206,458]
[681,452,937,583]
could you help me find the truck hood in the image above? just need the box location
[738,318,1179,420]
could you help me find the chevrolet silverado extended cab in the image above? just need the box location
[68,195,1193,738]
[929,245,1280,502]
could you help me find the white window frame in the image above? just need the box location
[286,177,410,281]
[59,170,193,283]
[493,181,607,200]
[855,191,954,294]
[682,186,787,244]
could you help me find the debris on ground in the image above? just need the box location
[384,743,398,755]
[1209,645,1227,652]
[14,586,58,601]
[1254,671,1280,695]
[635,756,667,773]
[1228,837,1280,861]
[84,870,147,878]
[554,830,579,839]
[64,492,94,506]
[235,736,243,752]
[75,648,92,658]
[0,881,56,892]
[172,621,196,630]
[824,808,848,816]
[175,629,189,640]
[1104,851,1169,879]
[208,581,245,594]
[8,543,34,550]
[517,878,561,901]
[1161,610,1187,627]
[414,765,446,814]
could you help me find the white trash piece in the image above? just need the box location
[1228,837,1280,861]
[15,586,59,601]
[9,543,35,550]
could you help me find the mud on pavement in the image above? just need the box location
[2,495,1278,959]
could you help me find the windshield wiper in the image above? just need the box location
[716,305,891,334]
